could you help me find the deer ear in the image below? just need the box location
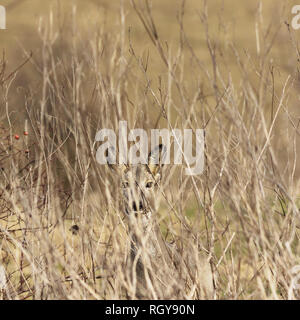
[147,144,166,176]
[106,146,127,174]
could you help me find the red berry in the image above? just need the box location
[14,135,20,140]
[24,131,28,136]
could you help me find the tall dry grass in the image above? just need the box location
[0,0,300,299]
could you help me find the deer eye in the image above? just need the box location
[122,181,129,188]
[145,181,153,188]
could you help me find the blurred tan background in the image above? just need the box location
[1,0,299,83]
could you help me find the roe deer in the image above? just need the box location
[107,144,214,299]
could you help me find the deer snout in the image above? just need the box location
[132,201,144,212]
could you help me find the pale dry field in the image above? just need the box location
[0,0,300,299]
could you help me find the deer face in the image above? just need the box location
[121,164,160,218]
[108,144,165,224]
